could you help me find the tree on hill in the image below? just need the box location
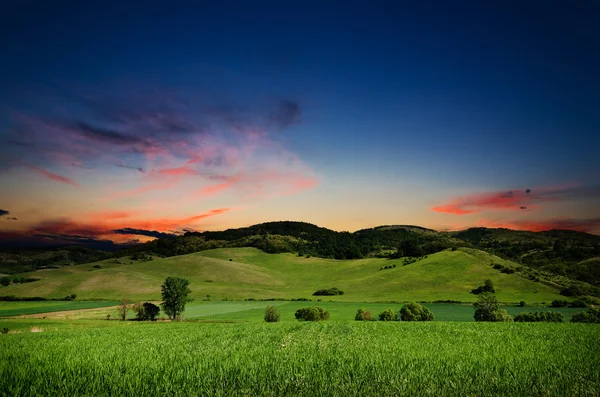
[161,277,193,320]
[471,279,495,295]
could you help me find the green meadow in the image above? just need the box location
[1,247,567,304]
[1,320,599,396]
[1,246,596,396]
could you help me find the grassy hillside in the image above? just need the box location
[1,247,567,303]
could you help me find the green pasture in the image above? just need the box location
[1,321,598,396]
[1,247,567,303]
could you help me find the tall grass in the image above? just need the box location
[1,321,599,396]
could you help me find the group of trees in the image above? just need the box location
[115,277,193,321]
[312,287,344,296]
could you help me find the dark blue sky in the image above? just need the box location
[1,1,599,238]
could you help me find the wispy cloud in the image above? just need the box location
[26,164,81,188]
[432,185,600,215]
[115,164,145,173]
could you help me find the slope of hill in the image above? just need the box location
[1,247,569,304]
[3,221,599,289]
[453,228,600,285]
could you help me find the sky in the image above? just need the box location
[1,1,599,247]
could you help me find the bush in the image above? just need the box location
[378,309,397,321]
[0,328,8,334]
[570,300,587,308]
[312,287,344,296]
[355,309,372,321]
[551,300,569,308]
[93,265,102,269]
[264,305,280,322]
[295,307,330,321]
[0,277,10,287]
[473,292,512,322]
[63,294,77,301]
[519,301,526,307]
[514,311,565,322]
[491,309,514,322]
[400,302,434,321]
[571,307,600,323]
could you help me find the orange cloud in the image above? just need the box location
[18,208,232,243]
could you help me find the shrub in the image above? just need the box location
[0,277,11,287]
[400,302,434,321]
[312,287,344,296]
[0,328,8,334]
[264,305,280,322]
[93,265,102,269]
[63,294,77,301]
[570,300,587,308]
[378,309,397,321]
[295,307,329,321]
[571,307,600,323]
[519,301,526,307]
[551,300,569,308]
[491,309,514,322]
[355,309,372,321]
[514,311,565,322]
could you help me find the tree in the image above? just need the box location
[378,309,397,321]
[400,302,434,321]
[473,292,512,322]
[133,301,160,321]
[484,279,495,293]
[117,298,131,321]
[264,305,280,322]
[471,279,495,295]
[161,277,193,320]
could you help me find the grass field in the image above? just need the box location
[0,247,567,303]
[1,320,598,396]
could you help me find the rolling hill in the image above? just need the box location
[1,247,570,304]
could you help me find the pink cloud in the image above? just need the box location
[26,165,81,188]
[432,185,599,215]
